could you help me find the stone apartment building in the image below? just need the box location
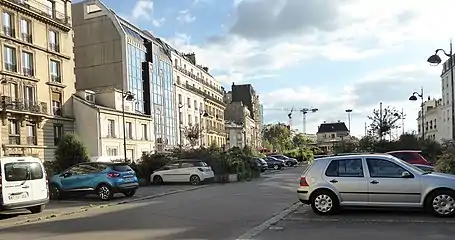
[0,0,75,160]
[316,121,349,152]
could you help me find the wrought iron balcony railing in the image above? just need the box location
[1,96,48,114]
[8,0,71,27]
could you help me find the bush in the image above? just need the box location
[435,140,455,174]
[55,133,89,170]
[43,161,61,179]
[131,153,172,181]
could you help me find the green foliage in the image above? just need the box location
[262,123,292,152]
[435,140,455,174]
[55,133,89,170]
[367,105,401,138]
[333,140,358,153]
[130,153,173,181]
[292,133,309,147]
[43,161,61,178]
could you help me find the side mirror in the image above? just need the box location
[61,172,72,178]
[401,171,412,178]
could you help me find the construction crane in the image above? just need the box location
[287,107,294,128]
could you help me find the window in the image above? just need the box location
[194,100,198,110]
[178,94,182,104]
[48,30,59,52]
[51,91,62,116]
[187,97,191,108]
[53,124,63,145]
[107,147,118,156]
[200,102,203,111]
[24,85,35,107]
[50,60,61,82]
[45,0,56,18]
[325,159,364,177]
[8,119,20,145]
[20,19,31,43]
[161,162,180,170]
[2,12,14,37]
[195,116,198,125]
[176,75,180,84]
[22,51,34,76]
[366,158,410,178]
[179,112,183,124]
[4,46,17,72]
[4,162,43,181]
[188,114,192,125]
[141,124,147,140]
[10,82,18,99]
[26,122,37,145]
[107,119,115,137]
[126,122,132,139]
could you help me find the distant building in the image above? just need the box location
[417,98,445,142]
[316,121,349,152]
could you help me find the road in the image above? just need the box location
[254,205,455,240]
[0,167,303,240]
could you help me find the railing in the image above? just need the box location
[51,75,61,83]
[4,63,17,72]
[175,65,224,94]
[1,96,48,114]
[23,67,34,77]
[49,43,59,52]
[27,136,37,145]
[9,0,71,26]
[9,135,20,145]
[21,33,32,43]
[184,83,225,105]
[2,26,15,37]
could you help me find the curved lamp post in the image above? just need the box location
[427,43,455,139]
[345,109,353,134]
[178,103,183,147]
[122,91,135,161]
[409,88,424,139]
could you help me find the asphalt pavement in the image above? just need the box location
[0,167,304,240]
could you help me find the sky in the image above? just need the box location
[75,0,455,137]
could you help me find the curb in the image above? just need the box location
[236,202,302,240]
[0,185,210,229]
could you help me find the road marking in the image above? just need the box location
[236,202,302,240]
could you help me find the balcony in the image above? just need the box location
[4,63,17,72]
[1,96,48,115]
[49,43,60,52]
[26,136,37,145]
[9,135,20,145]
[184,83,225,106]
[21,33,32,43]
[6,0,71,27]
[2,26,15,37]
[23,67,34,77]
[175,65,224,95]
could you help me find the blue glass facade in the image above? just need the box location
[151,43,177,147]
[122,24,146,113]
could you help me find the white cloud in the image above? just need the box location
[131,0,154,20]
[152,17,166,27]
[176,9,196,23]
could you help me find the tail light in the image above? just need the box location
[107,172,121,178]
[300,177,309,187]
[197,168,204,172]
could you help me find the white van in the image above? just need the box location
[0,157,49,214]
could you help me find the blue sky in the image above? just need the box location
[76,0,455,137]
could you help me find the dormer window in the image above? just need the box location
[85,93,95,102]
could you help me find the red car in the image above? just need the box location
[386,150,431,166]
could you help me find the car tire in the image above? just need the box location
[310,190,339,215]
[190,175,201,185]
[97,184,114,201]
[123,189,136,197]
[27,205,45,214]
[153,175,163,185]
[50,184,62,200]
[425,190,455,217]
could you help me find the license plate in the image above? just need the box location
[8,193,28,201]
[124,177,133,182]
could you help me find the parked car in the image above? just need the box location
[0,157,48,214]
[50,162,138,201]
[413,164,435,172]
[253,158,268,172]
[269,154,298,166]
[151,159,214,185]
[297,153,455,217]
[264,157,285,170]
[386,150,431,165]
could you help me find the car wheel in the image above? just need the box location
[286,162,293,167]
[426,190,455,217]
[153,175,163,185]
[273,164,279,170]
[97,184,114,201]
[310,190,339,215]
[123,189,136,197]
[190,175,201,185]
[50,184,62,200]
[27,205,45,214]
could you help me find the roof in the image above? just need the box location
[317,122,348,133]
[73,95,152,119]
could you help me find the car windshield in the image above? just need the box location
[389,156,426,174]
[3,162,43,181]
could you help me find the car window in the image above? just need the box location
[325,159,364,177]
[166,163,181,170]
[366,158,412,178]
[79,164,101,174]
[111,164,133,172]
[192,161,207,167]
[3,162,43,181]
[68,164,91,175]
[181,162,195,168]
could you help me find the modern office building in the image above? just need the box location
[0,0,75,160]
[72,0,177,152]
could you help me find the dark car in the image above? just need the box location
[264,156,285,170]
[269,155,298,167]
[253,158,268,172]
[386,150,431,166]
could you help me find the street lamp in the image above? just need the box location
[409,87,424,139]
[427,43,455,140]
[345,109,353,134]
[122,91,135,162]
[178,103,183,147]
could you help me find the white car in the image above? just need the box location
[151,160,214,185]
[0,157,49,214]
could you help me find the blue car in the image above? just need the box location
[49,162,139,201]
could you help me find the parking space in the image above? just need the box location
[253,205,455,240]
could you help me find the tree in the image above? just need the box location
[358,136,375,152]
[55,133,89,170]
[292,133,309,148]
[435,140,455,174]
[368,105,401,139]
[262,123,291,152]
[183,124,201,147]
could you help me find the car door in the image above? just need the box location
[160,162,181,182]
[366,157,421,206]
[28,161,48,201]
[75,163,101,190]
[322,158,368,204]
[60,164,90,191]
[1,160,34,206]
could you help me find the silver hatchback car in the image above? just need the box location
[297,153,455,217]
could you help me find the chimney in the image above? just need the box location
[184,52,196,65]
[202,66,209,72]
[428,96,430,100]
[338,120,340,122]
[323,121,326,123]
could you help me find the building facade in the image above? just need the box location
[72,0,177,152]
[171,52,225,148]
[417,98,445,142]
[224,101,255,148]
[316,121,349,152]
[73,89,154,160]
[440,57,454,140]
[0,0,75,160]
